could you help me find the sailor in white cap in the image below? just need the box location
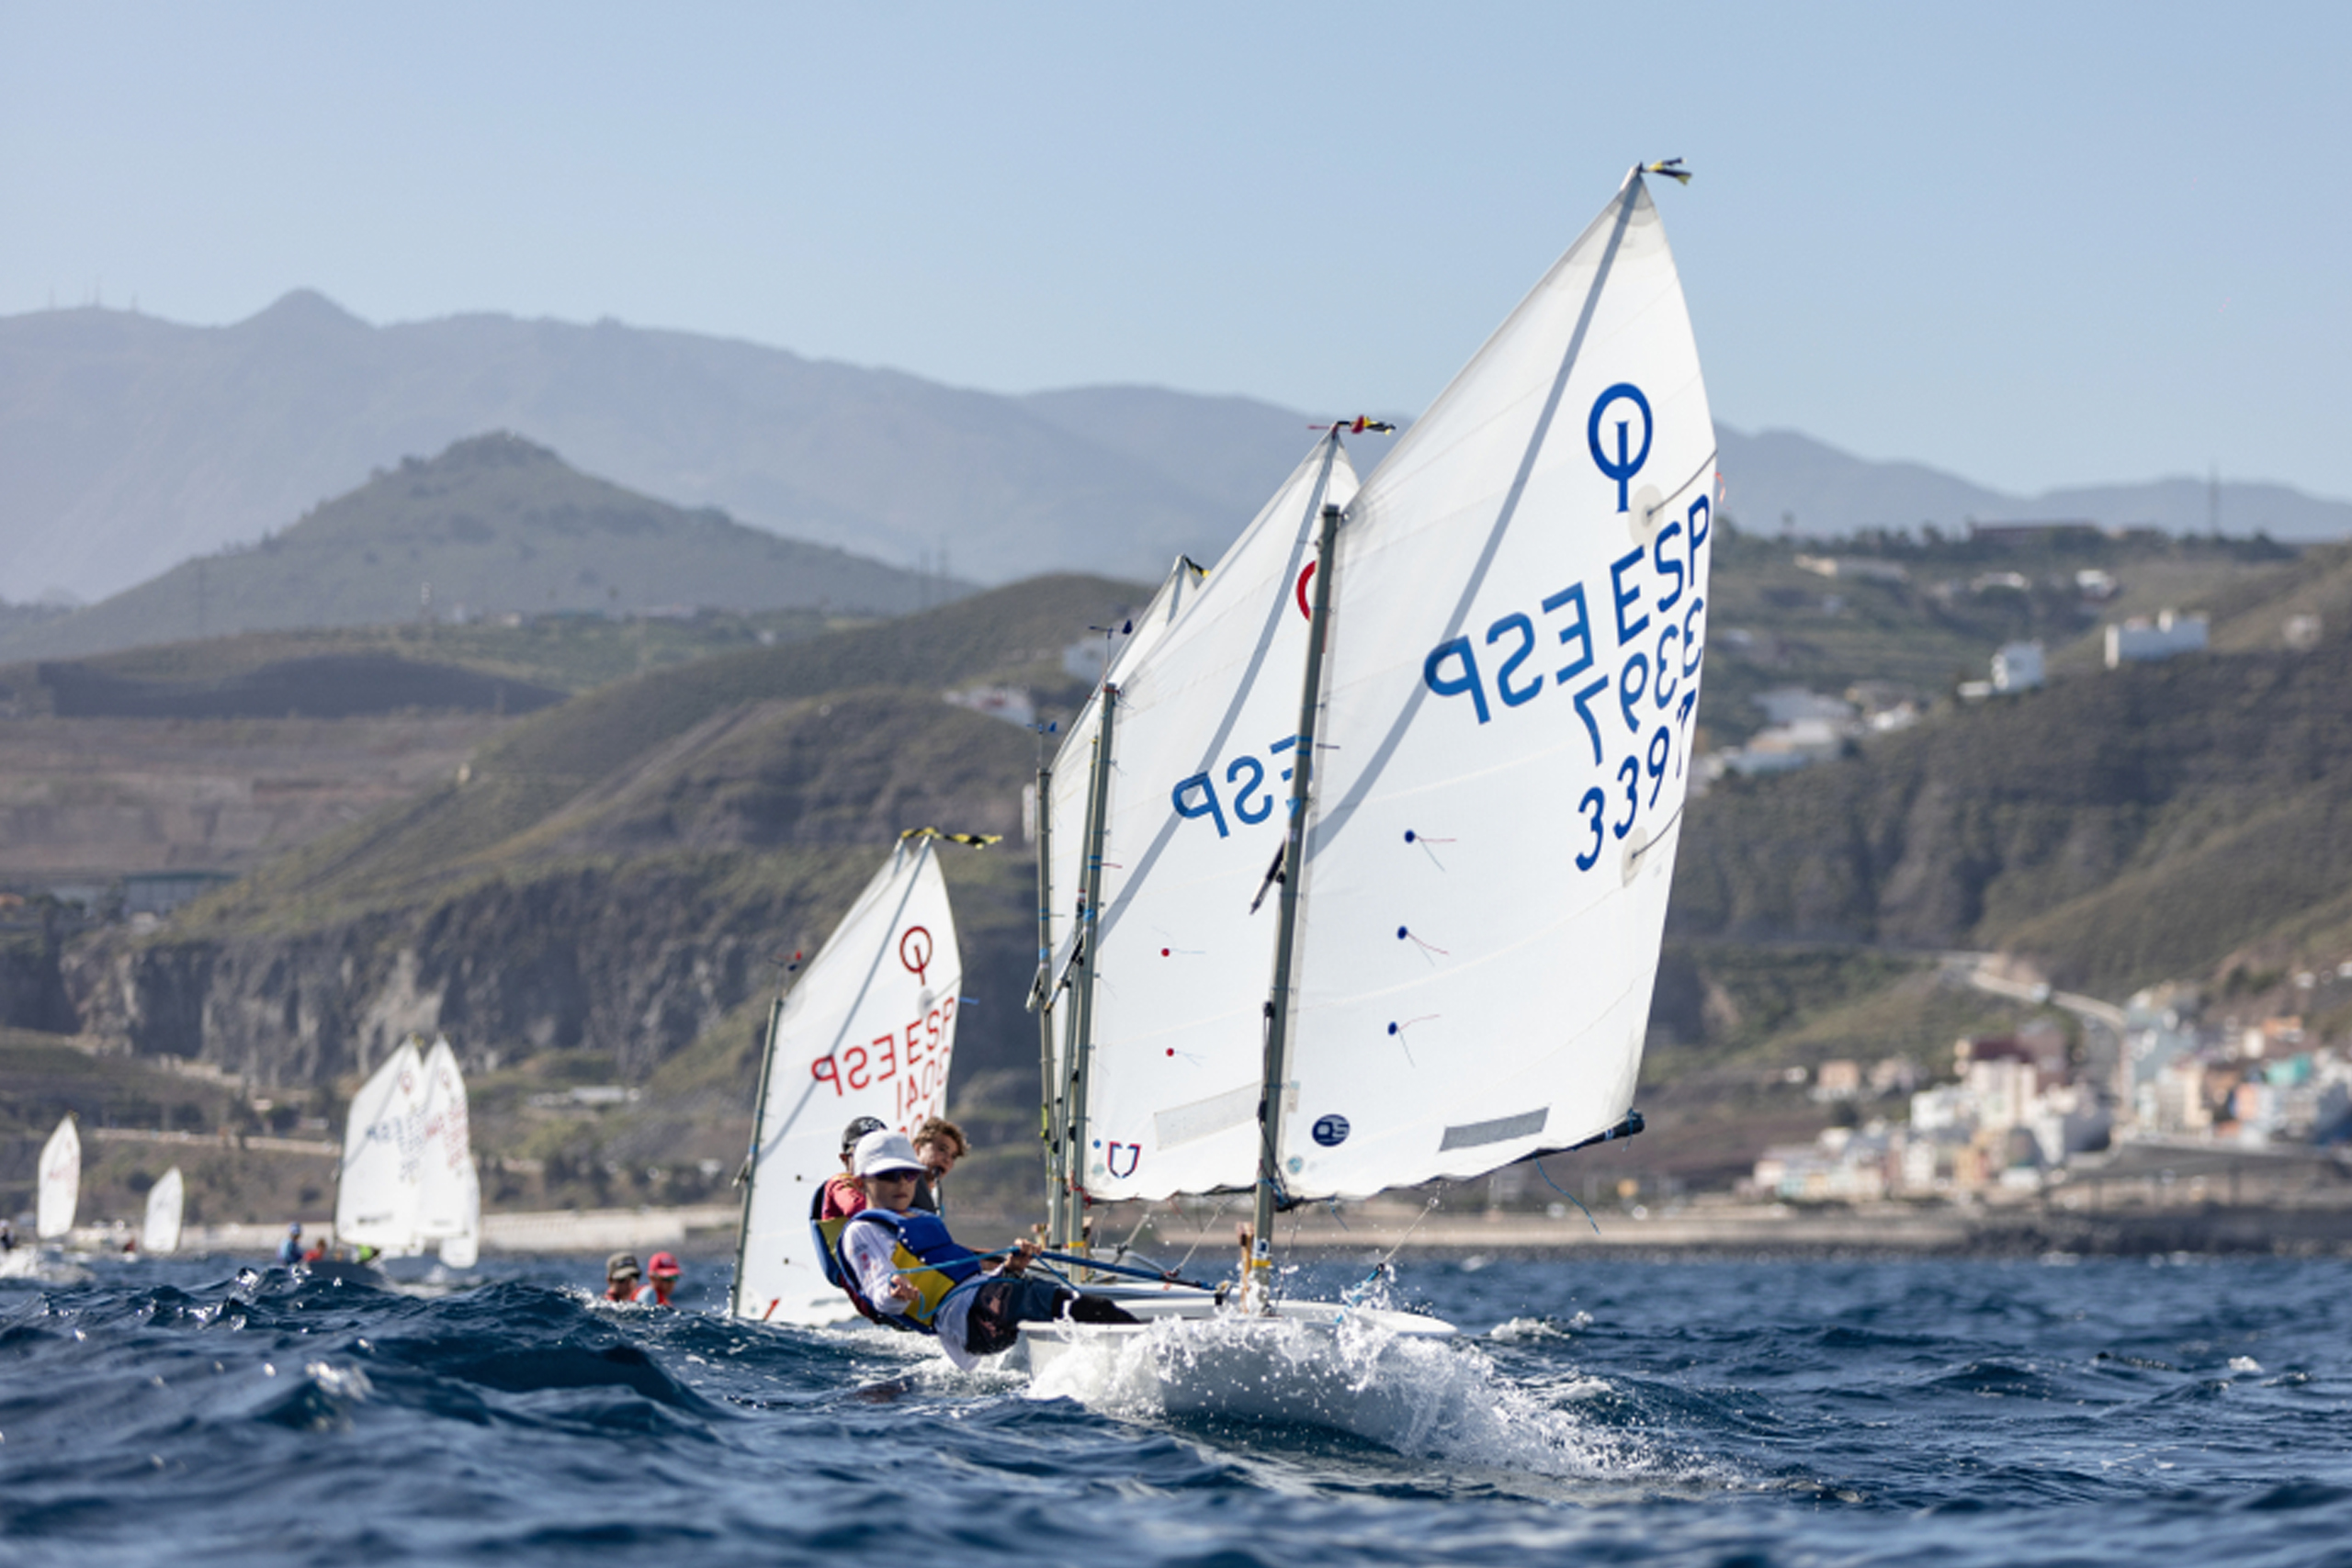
[831,1130,1138,1369]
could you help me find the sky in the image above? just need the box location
[4,1,2348,501]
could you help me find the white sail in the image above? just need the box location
[142,1166,185,1255]
[1066,439,1361,1201]
[1042,555,1211,984]
[1280,170,1715,1196]
[415,1036,480,1265]
[730,835,963,1325]
[335,1039,428,1255]
[37,1115,78,1239]
[437,1162,481,1269]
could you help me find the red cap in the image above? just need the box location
[647,1251,682,1279]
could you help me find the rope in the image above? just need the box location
[1031,1249,1212,1291]
[1370,1191,1443,1270]
[1534,1159,1603,1235]
[1169,1197,1231,1275]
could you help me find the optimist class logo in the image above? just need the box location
[899,926,933,983]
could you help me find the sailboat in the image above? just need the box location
[729,830,967,1325]
[142,1166,185,1256]
[334,1033,481,1269]
[38,1114,78,1243]
[0,1114,85,1279]
[1020,164,1715,1416]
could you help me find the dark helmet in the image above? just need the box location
[605,1251,641,1282]
[840,1115,888,1153]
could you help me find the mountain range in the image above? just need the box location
[6,295,2347,605]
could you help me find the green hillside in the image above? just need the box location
[1675,632,2352,993]
[181,572,1136,929]
[0,432,965,661]
[1696,523,2293,741]
[0,604,848,711]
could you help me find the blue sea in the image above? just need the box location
[4,1249,2349,1567]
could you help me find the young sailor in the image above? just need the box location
[834,1130,1139,1371]
[909,1116,967,1216]
[635,1251,682,1307]
[817,1115,887,1224]
[604,1252,642,1302]
[808,1115,889,1318]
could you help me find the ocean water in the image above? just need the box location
[3,1249,2349,1567]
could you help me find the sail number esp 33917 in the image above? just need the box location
[1421,380,1710,874]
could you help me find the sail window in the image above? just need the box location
[1437,1108,1548,1152]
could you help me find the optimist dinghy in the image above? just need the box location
[727,831,970,1326]
[334,1035,481,1274]
[1019,164,1715,1429]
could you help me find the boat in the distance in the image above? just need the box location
[142,1166,184,1256]
[728,830,969,1325]
[1018,163,1715,1432]
[37,1113,78,1244]
[332,1034,481,1275]
[0,1115,85,1279]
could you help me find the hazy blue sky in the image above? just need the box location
[5,2,2347,500]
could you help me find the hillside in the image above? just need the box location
[1693,523,2293,743]
[1673,635,2352,993]
[47,576,1148,1146]
[0,433,949,660]
[0,594,853,714]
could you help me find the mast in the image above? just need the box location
[1249,499,1343,1299]
[1058,690,1119,1248]
[726,989,788,1317]
[1031,749,1066,1246]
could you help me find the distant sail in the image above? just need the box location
[336,1040,427,1255]
[1060,440,1361,1201]
[1042,553,1211,989]
[729,836,963,1325]
[438,1162,481,1269]
[143,1166,184,1256]
[1283,170,1716,1196]
[415,1036,481,1267]
[37,1116,78,1240]
[1039,552,1210,1193]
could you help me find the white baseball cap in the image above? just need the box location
[853,1129,925,1178]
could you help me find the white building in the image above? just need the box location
[1991,641,2044,693]
[2105,609,2209,668]
[1752,687,1858,727]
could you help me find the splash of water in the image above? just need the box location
[1023,1301,1657,1479]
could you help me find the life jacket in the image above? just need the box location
[835,1208,984,1335]
[808,1179,867,1310]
